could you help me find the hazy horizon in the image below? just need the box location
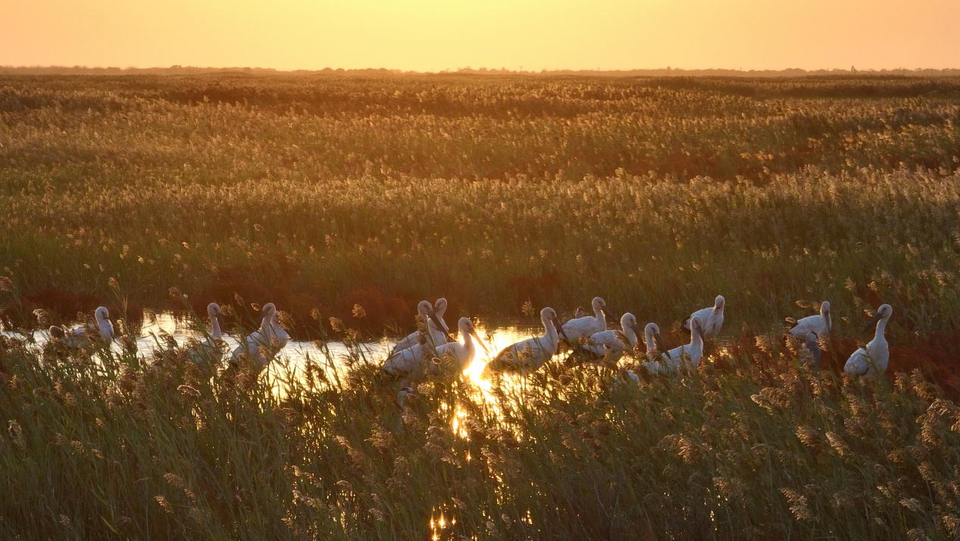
[3,65,959,75]
[4,0,960,72]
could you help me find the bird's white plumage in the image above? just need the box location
[790,301,831,340]
[48,326,83,350]
[642,322,665,362]
[582,312,639,364]
[683,295,724,339]
[382,340,435,380]
[391,299,450,355]
[487,307,562,373]
[561,297,607,343]
[264,305,291,346]
[92,306,114,342]
[620,322,665,385]
[433,298,450,334]
[844,304,892,378]
[187,302,225,364]
[644,316,705,375]
[430,317,487,375]
[391,300,433,353]
[382,318,476,382]
[50,306,114,349]
[231,303,288,367]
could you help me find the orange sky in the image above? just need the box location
[3,0,959,71]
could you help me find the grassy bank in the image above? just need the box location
[1,335,959,539]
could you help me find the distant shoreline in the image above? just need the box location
[3,65,960,78]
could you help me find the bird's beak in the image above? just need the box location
[862,313,882,336]
[654,332,666,354]
[555,317,571,343]
[438,313,450,334]
[471,328,490,356]
[429,310,449,337]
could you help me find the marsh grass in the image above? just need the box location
[0,73,959,342]
[2,73,960,539]
[1,330,959,539]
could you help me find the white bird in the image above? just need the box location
[382,315,485,381]
[621,322,668,382]
[230,303,289,367]
[485,307,565,374]
[641,322,667,362]
[683,295,724,339]
[429,317,490,375]
[561,297,608,344]
[383,332,440,381]
[47,325,76,347]
[390,299,450,355]
[260,303,290,346]
[382,339,434,380]
[581,312,640,364]
[49,306,114,349]
[186,302,225,364]
[790,301,832,340]
[644,316,705,375]
[844,304,893,378]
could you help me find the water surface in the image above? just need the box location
[4,310,543,377]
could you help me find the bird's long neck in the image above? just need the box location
[260,314,275,337]
[874,318,888,341]
[624,324,638,347]
[96,313,113,339]
[645,328,656,353]
[594,306,604,320]
[210,313,222,339]
[544,317,558,348]
[690,329,702,348]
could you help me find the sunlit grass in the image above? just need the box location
[1,73,959,342]
[2,72,960,539]
[2,330,959,539]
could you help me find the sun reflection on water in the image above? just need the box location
[4,312,564,539]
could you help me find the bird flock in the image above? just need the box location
[44,295,895,399]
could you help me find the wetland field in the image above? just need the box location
[2,72,960,539]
